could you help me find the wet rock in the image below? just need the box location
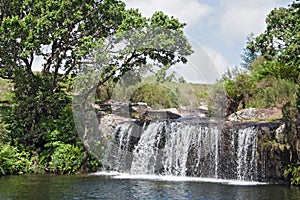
[99,114,134,137]
[129,102,151,119]
[143,108,182,121]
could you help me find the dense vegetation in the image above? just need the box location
[130,83,179,109]
[0,0,191,175]
[0,0,299,186]
[223,1,300,114]
[112,74,209,108]
[221,0,300,185]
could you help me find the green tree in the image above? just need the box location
[155,64,176,83]
[0,0,192,172]
[0,0,126,147]
[248,1,300,81]
[225,0,300,113]
[73,9,192,168]
[79,10,192,105]
[240,33,257,70]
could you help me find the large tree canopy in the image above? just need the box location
[0,0,192,153]
[77,10,193,104]
[248,0,300,77]
[0,0,126,88]
[0,0,192,92]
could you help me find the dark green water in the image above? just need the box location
[0,174,299,200]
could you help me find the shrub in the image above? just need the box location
[84,153,102,172]
[222,68,298,111]
[224,73,255,103]
[252,60,300,83]
[49,143,83,174]
[130,83,179,109]
[0,144,31,175]
[223,73,255,115]
[284,165,300,186]
[249,78,298,108]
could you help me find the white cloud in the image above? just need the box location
[217,0,291,41]
[124,0,212,25]
[124,0,291,71]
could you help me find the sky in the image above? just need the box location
[124,0,292,83]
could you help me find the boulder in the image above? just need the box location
[99,114,134,136]
[129,102,151,119]
[143,108,182,121]
[227,107,282,122]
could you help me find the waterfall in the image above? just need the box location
[236,127,258,181]
[103,121,260,181]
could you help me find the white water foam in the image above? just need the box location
[103,121,262,182]
[91,171,267,186]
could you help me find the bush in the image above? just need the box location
[222,69,298,111]
[223,73,255,115]
[130,83,179,109]
[224,73,255,103]
[249,78,298,108]
[252,60,300,83]
[284,165,300,186]
[84,153,102,172]
[49,142,83,174]
[0,144,31,176]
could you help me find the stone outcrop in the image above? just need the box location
[129,102,182,121]
[104,119,294,183]
[143,108,182,121]
[99,102,299,184]
[99,114,134,137]
[227,107,282,121]
[255,120,299,184]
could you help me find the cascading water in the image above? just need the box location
[103,120,260,181]
[236,127,258,181]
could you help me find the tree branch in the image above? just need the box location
[80,49,142,109]
[0,73,13,79]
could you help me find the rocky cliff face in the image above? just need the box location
[101,106,300,183]
[225,121,292,183]
[226,107,300,183]
[103,118,300,183]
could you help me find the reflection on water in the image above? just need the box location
[0,174,299,200]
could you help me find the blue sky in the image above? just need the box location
[124,0,292,83]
